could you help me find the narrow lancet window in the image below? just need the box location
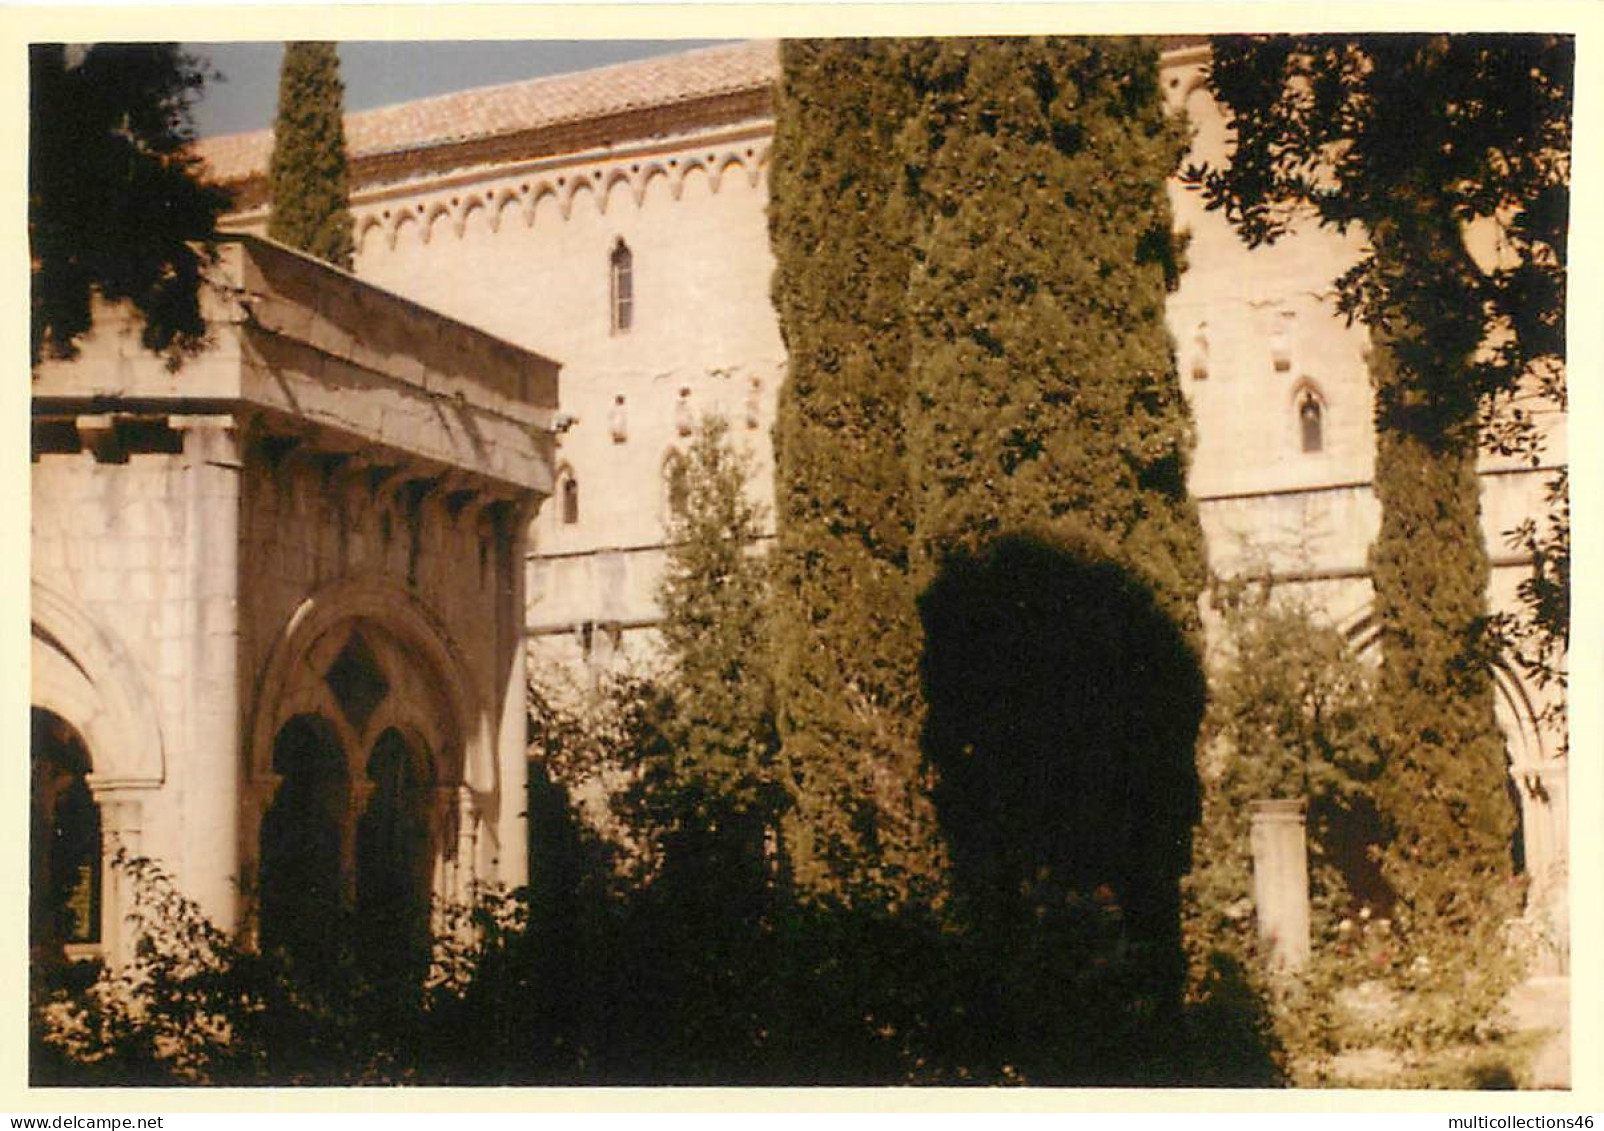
[562,475,580,525]
[1299,392,1324,453]
[610,238,633,333]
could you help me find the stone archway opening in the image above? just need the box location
[1341,608,1568,971]
[30,709,102,966]
[259,713,349,970]
[356,727,437,985]
[252,604,479,981]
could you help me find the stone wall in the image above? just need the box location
[31,237,557,959]
[33,418,243,947]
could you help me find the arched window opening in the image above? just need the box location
[31,709,101,960]
[610,238,633,334]
[1299,391,1324,453]
[561,474,580,525]
[357,729,435,984]
[260,715,348,967]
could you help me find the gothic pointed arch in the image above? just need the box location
[31,578,165,788]
[259,712,348,965]
[609,237,634,334]
[553,462,580,528]
[1338,605,1553,766]
[356,725,437,981]
[247,577,486,796]
[247,578,495,962]
[1338,599,1565,946]
[1290,378,1327,454]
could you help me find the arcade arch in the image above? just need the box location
[247,580,492,969]
[31,709,102,964]
[30,581,166,962]
[1337,603,1567,968]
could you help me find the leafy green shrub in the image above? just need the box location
[1185,582,1383,1082]
[32,852,434,1085]
[1185,581,1535,1087]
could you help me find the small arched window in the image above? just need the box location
[561,474,580,525]
[609,238,633,334]
[1299,391,1324,453]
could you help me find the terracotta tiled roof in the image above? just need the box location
[195,38,780,186]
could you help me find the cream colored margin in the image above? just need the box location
[3,0,1600,1116]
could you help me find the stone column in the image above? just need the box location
[455,785,481,901]
[1520,760,1569,976]
[172,415,243,933]
[1249,798,1312,972]
[85,783,146,968]
[491,498,536,890]
[344,778,376,906]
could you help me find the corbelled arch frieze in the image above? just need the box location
[354,137,774,255]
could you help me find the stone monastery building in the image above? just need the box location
[32,39,1566,971]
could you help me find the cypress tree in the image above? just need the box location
[894,35,1208,1056]
[1187,34,1570,1042]
[652,413,779,823]
[899,38,1202,623]
[268,42,354,269]
[768,40,942,903]
[1367,325,1519,1027]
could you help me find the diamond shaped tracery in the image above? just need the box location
[324,631,389,733]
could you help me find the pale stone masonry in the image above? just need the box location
[31,236,557,963]
[34,38,1562,974]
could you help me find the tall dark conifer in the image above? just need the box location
[268,42,354,269]
[896,38,1208,1026]
[1187,35,1568,1034]
[899,38,1203,624]
[1367,323,1518,1019]
[768,40,943,903]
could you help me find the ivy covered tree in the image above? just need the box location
[1187,34,1573,1038]
[767,40,943,904]
[29,44,231,365]
[268,42,355,269]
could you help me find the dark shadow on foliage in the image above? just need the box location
[917,533,1210,1084]
[35,589,1280,1085]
